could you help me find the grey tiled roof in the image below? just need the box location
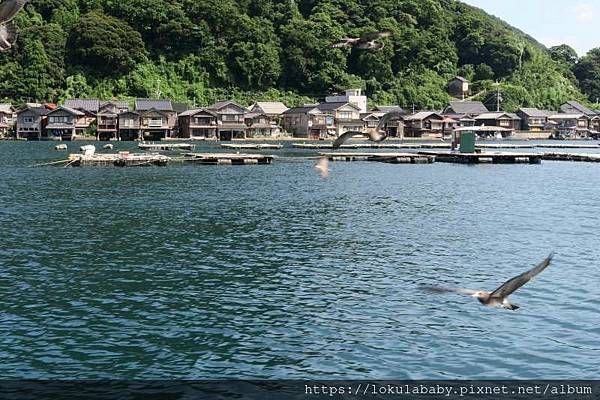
[100,100,130,109]
[251,102,289,115]
[445,101,488,114]
[518,108,548,118]
[282,106,321,115]
[316,102,359,111]
[179,108,217,117]
[135,98,173,111]
[208,100,248,112]
[64,99,100,112]
[560,101,597,116]
[373,105,404,113]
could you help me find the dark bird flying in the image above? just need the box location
[425,253,554,311]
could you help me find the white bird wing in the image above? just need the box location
[314,156,329,179]
[332,130,369,148]
[424,286,480,296]
[0,0,27,24]
[0,20,17,51]
[489,253,554,298]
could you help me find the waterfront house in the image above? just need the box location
[404,112,444,137]
[473,112,521,135]
[249,102,289,118]
[118,111,141,141]
[45,106,85,141]
[281,105,331,139]
[448,76,469,99]
[135,98,176,140]
[443,100,488,116]
[361,112,380,137]
[97,101,129,141]
[325,88,367,112]
[64,98,99,135]
[244,111,281,137]
[516,108,549,131]
[317,102,363,136]
[0,104,14,137]
[177,108,218,139]
[208,100,249,140]
[560,101,597,117]
[547,113,591,138]
[16,105,50,140]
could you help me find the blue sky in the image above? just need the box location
[461,0,600,56]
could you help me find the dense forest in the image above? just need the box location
[1,0,599,111]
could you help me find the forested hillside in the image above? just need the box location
[0,0,595,110]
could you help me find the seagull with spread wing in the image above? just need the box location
[332,30,392,50]
[332,111,403,149]
[425,253,554,311]
[0,0,27,52]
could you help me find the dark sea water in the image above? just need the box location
[0,140,599,379]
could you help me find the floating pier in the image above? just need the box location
[542,153,600,162]
[182,153,274,165]
[293,143,450,150]
[221,143,283,150]
[66,152,170,167]
[321,152,435,164]
[475,144,535,149]
[535,143,600,149]
[419,151,542,164]
[138,142,195,151]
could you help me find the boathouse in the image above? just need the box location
[516,108,549,131]
[547,113,591,138]
[97,101,129,141]
[15,105,50,140]
[473,112,521,135]
[0,104,14,137]
[45,106,84,141]
[317,102,363,137]
[135,98,176,140]
[177,108,218,139]
[404,112,444,137]
[443,100,488,116]
[208,100,249,140]
[118,111,141,141]
[281,105,330,139]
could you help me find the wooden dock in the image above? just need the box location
[419,151,542,164]
[182,153,274,165]
[138,142,195,151]
[293,143,450,150]
[476,144,535,149]
[67,152,170,167]
[221,143,283,150]
[320,152,435,164]
[542,153,600,162]
[535,143,600,149]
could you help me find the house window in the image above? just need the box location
[499,120,510,127]
[122,119,134,127]
[338,111,353,120]
[367,120,377,127]
[49,116,72,124]
[147,118,163,127]
[23,116,34,123]
[578,120,587,127]
[222,114,239,122]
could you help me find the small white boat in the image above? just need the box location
[103,144,114,150]
[55,144,68,151]
[80,145,96,156]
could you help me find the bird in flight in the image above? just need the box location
[332,111,403,149]
[332,30,392,50]
[425,253,554,311]
[314,156,329,179]
[0,0,27,52]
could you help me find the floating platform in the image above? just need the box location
[138,142,195,151]
[475,144,535,149]
[66,152,170,167]
[293,143,450,149]
[221,143,283,150]
[182,153,274,165]
[320,152,435,164]
[419,151,542,164]
[542,153,600,162]
[535,143,600,149]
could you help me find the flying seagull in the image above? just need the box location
[314,156,329,179]
[332,30,392,50]
[425,253,554,311]
[332,111,403,149]
[0,0,27,51]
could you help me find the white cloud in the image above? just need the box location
[575,3,596,22]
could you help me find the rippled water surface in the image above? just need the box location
[1,141,599,379]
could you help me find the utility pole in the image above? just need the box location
[496,82,501,112]
[155,79,162,99]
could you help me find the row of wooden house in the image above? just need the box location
[3,92,600,141]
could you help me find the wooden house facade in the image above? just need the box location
[16,106,50,140]
[404,112,444,137]
[135,99,176,140]
[208,101,249,140]
[177,108,218,139]
[45,106,84,141]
